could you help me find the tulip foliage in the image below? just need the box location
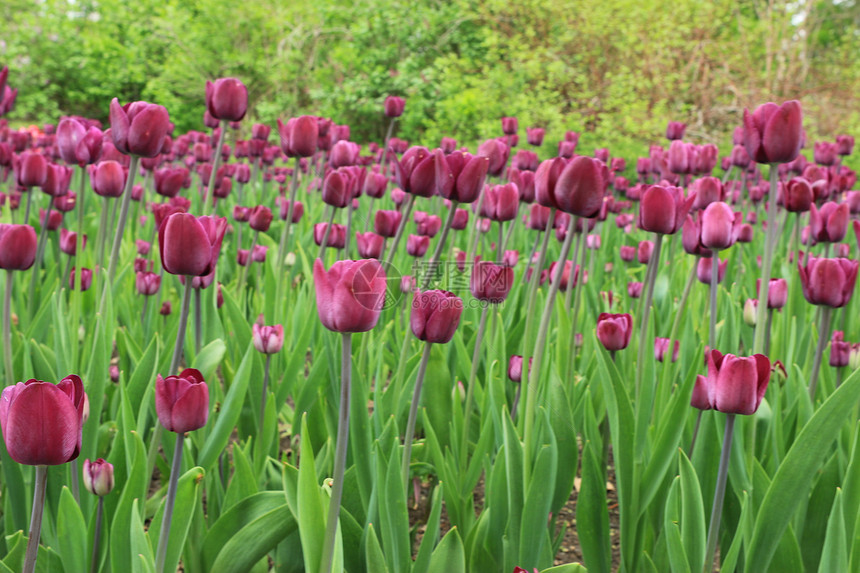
[1,64,860,573]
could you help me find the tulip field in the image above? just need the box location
[1,60,860,573]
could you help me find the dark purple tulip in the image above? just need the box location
[700,202,739,251]
[109,99,171,158]
[809,202,849,243]
[501,116,518,136]
[696,256,728,285]
[470,261,514,303]
[156,369,209,433]
[526,127,545,146]
[136,271,161,296]
[813,141,838,166]
[667,140,689,174]
[742,101,803,164]
[159,213,228,276]
[15,151,48,187]
[798,257,859,308]
[384,96,405,118]
[830,331,850,367]
[0,224,37,270]
[206,78,248,122]
[639,185,695,235]
[411,290,463,343]
[452,208,469,230]
[477,139,509,178]
[356,232,384,259]
[655,338,680,363]
[393,146,434,196]
[277,116,319,158]
[374,210,402,238]
[666,121,687,140]
[57,118,103,166]
[363,172,388,199]
[69,267,92,291]
[406,234,430,257]
[41,164,73,197]
[730,144,751,168]
[782,177,813,212]
[693,350,770,415]
[154,167,187,198]
[836,135,854,156]
[0,375,87,465]
[415,212,442,237]
[248,205,273,232]
[251,123,271,141]
[553,156,605,218]
[314,223,346,249]
[277,198,304,223]
[313,258,387,333]
[483,183,519,221]
[596,312,633,351]
[691,177,723,210]
[89,161,126,197]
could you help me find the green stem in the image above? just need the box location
[317,207,337,262]
[808,307,832,402]
[201,121,227,217]
[274,161,302,322]
[709,253,719,348]
[320,333,352,573]
[27,198,52,320]
[704,414,736,573]
[402,341,433,490]
[465,190,486,265]
[523,214,576,483]
[459,305,490,469]
[420,201,458,290]
[72,168,87,372]
[260,353,271,432]
[752,165,779,354]
[105,155,140,286]
[146,276,194,480]
[89,497,103,573]
[634,233,664,398]
[344,200,354,259]
[501,203,520,252]
[384,194,415,269]
[3,270,13,385]
[194,287,202,355]
[566,230,588,378]
[155,432,184,573]
[238,231,259,299]
[23,465,48,573]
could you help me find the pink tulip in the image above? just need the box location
[692,350,770,414]
[596,313,633,351]
[252,323,285,354]
[742,101,803,164]
[313,259,387,333]
[798,257,859,308]
[155,369,209,433]
[411,290,463,344]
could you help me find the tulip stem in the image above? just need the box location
[402,341,433,490]
[260,353,271,432]
[688,411,703,458]
[704,414,735,573]
[3,269,14,385]
[194,287,202,355]
[709,252,719,348]
[809,307,832,402]
[93,196,110,300]
[511,383,522,421]
[764,308,774,356]
[317,208,337,262]
[320,333,352,573]
[459,305,490,470]
[465,191,486,265]
[666,263,697,347]
[344,200,354,259]
[105,154,140,287]
[274,161,302,322]
[634,233,664,399]
[384,194,415,269]
[497,221,504,262]
[517,215,553,436]
[501,203,520,253]
[567,229,589,378]
[24,189,34,226]
[72,167,87,372]
[23,465,48,573]
[201,121,227,218]
[27,200,53,321]
[564,232,581,311]
[523,214,577,484]
[155,432,184,573]
[147,275,193,481]
[89,496,104,573]
[238,231,259,300]
[752,165,779,354]
[421,200,458,290]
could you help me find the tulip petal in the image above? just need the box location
[5,382,79,465]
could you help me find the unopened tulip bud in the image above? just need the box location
[596,313,633,351]
[156,368,208,433]
[69,267,92,291]
[206,78,248,122]
[83,458,115,496]
[743,299,758,326]
[384,96,406,118]
[654,337,680,363]
[830,331,850,367]
[742,101,803,164]
[252,323,285,354]
[411,290,463,344]
[160,301,172,315]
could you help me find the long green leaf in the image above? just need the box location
[427,527,465,573]
[147,466,204,573]
[56,487,87,573]
[819,489,847,573]
[746,369,860,571]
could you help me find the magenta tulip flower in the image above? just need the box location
[742,100,803,164]
[0,375,87,465]
[252,323,285,354]
[313,259,387,333]
[109,99,171,158]
[639,185,695,235]
[798,257,859,308]
[158,213,228,277]
[692,350,770,415]
[596,312,633,351]
[206,78,248,122]
[356,232,385,259]
[700,202,739,251]
[410,290,463,344]
[83,458,115,496]
[470,261,514,303]
[0,224,37,270]
[155,368,208,433]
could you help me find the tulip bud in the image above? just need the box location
[384,96,406,118]
[155,368,209,433]
[700,202,738,251]
[69,267,92,291]
[160,301,172,315]
[850,345,860,371]
[313,259,387,333]
[639,185,695,235]
[248,205,273,232]
[158,213,228,277]
[628,281,643,298]
[109,99,171,158]
[60,228,86,256]
[692,350,770,414]
[798,257,859,308]
[470,261,514,303]
[830,331,850,368]
[637,241,654,264]
[90,161,126,197]
[452,209,469,230]
[654,337,680,363]
[83,458,115,496]
[666,121,687,141]
[411,290,463,344]
[742,101,803,164]
[696,256,728,285]
[374,210,402,238]
[136,271,161,296]
[743,298,758,326]
[0,375,87,465]
[0,224,37,270]
[596,313,633,351]
[252,323,285,354]
[406,234,430,257]
[619,245,636,262]
[206,78,248,122]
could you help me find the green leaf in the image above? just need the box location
[110,432,148,573]
[377,443,411,573]
[198,342,254,470]
[519,441,557,568]
[678,449,705,573]
[148,466,204,573]
[365,523,390,573]
[414,483,444,573]
[202,491,292,571]
[577,439,611,573]
[191,338,227,382]
[222,441,258,513]
[664,479,691,573]
[130,499,155,573]
[56,487,87,573]
[540,565,587,573]
[427,527,465,573]
[126,335,159,420]
[746,368,860,571]
[819,489,847,573]
[297,414,326,573]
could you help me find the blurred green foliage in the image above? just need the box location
[2,0,860,150]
